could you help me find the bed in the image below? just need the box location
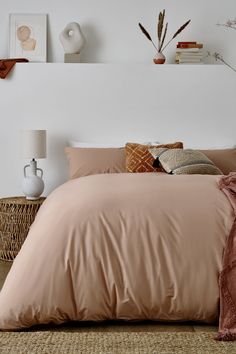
[0,143,236,341]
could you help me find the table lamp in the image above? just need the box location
[22,130,47,200]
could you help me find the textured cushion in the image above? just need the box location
[198,149,236,175]
[65,147,125,179]
[149,148,223,175]
[125,142,183,173]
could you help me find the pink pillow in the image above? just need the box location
[198,149,236,175]
[65,147,125,179]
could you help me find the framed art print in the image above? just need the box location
[9,14,47,62]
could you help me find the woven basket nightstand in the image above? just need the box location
[0,197,45,261]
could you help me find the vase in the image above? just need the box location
[22,159,44,200]
[153,52,166,64]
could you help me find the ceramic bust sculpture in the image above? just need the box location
[59,22,86,54]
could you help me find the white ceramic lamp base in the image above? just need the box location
[22,159,44,200]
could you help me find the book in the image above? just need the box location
[177,62,204,65]
[177,43,203,49]
[176,51,203,55]
[176,53,204,59]
[176,58,203,63]
[176,48,200,52]
[176,59,204,63]
[177,42,197,44]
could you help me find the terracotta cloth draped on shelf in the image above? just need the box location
[0,58,28,79]
[216,172,236,341]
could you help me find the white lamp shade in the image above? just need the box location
[22,130,47,159]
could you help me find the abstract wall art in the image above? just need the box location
[9,14,47,62]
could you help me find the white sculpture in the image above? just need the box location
[59,22,86,54]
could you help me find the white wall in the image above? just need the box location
[0,0,236,65]
[0,64,235,197]
[0,1,235,198]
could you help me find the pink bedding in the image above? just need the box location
[0,173,234,330]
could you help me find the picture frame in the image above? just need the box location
[9,14,47,62]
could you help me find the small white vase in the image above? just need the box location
[22,159,44,200]
[153,52,166,64]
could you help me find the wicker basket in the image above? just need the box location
[0,197,45,261]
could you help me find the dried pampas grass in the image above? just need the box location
[139,9,190,54]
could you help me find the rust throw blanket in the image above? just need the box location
[0,58,28,79]
[217,172,236,341]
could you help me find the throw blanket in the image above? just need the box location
[0,58,28,79]
[217,172,236,341]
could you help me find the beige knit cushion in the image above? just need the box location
[125,142,183,173]
[149,148,223,175]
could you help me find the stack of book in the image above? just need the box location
[175,42,204,64]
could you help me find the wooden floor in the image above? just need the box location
[0,260,218,333]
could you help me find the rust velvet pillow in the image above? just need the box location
[125,142,183,173]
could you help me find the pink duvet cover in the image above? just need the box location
[0,173,234,330]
